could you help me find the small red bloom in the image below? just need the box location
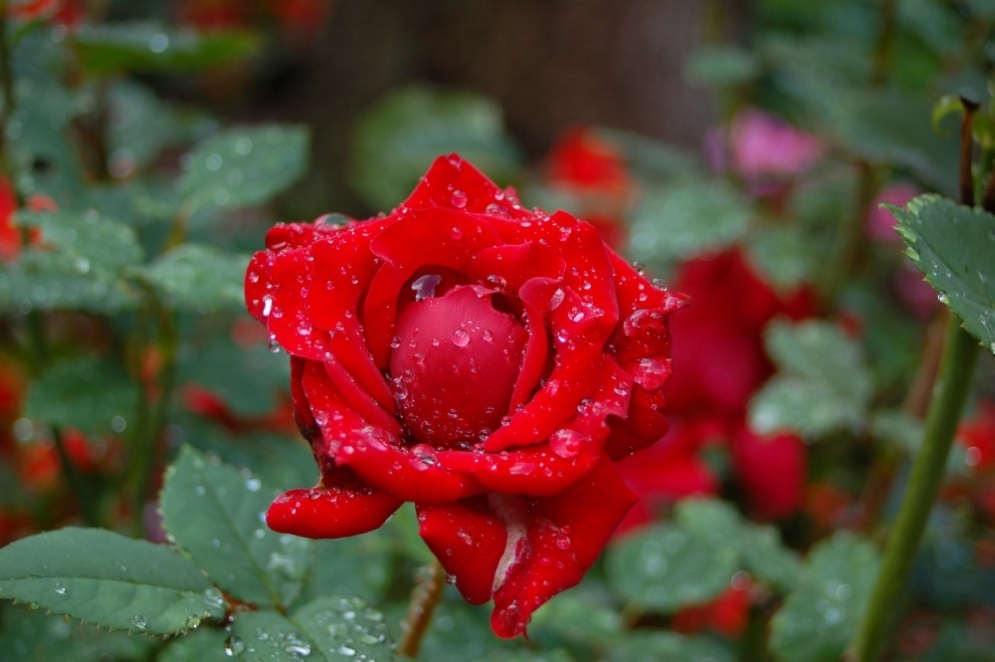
[246,155,686,637]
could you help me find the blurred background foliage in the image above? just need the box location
[1,0,995,661]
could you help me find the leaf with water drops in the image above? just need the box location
[25,356,140,436]
[159,446,310,609]
[230,596,396,661]
[749,319,873,436]
[17,210,144,274]
[178,124,310,214]
[73,22,260,75]
[350,85,523,209]
[628,179,751,268]
[892,194,995,355]
[769,534,880,662]
[0,527,225,636]
[745,225,822,294]
[131,244,249,313]
[0,606,155,662]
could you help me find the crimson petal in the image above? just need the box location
[267,486,402,539]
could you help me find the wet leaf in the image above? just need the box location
[230,596,395,661]
[159,447,309,609]
[179,124,310,214]
[750,319,873,436]
[0,528,225,636]
[769,534,880,662]
[157,628,230,662]
[603,632,735,662]
[892,194,995,355]
[0,606,154,662]
[25,356,139,436]
[131,244,248,313]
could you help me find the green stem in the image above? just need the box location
[847,315,980,662]
[51,426,102,527]
[396,559,447,658]
[870,0,897,86]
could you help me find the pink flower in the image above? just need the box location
[867,182,921,243]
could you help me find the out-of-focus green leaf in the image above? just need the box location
[750,319,873,436]
[893,195,995,354]
[24,356,139,436]
[769,534,880,662]
[106,79,194,173]
[230,597,396,661]
[0,606,155,662]
[0,528,225,636]
[0,252,138,314]
[350,85,523,210]
[131,245,247,313]
[592,128,703,182]
[178,125,310,214]
[603,632,735,662]
[73,23,259,75]
[629,180,751,267]
[745,225,821,293]
[685,45,761,88]
[18,210,144,273]
[159,447,309,609]
[157,628,231,662]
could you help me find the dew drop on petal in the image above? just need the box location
[450,189,468,209]
[451,328,470,347]
[411,274,442,301]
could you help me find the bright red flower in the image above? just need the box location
[5,0,84,29]
[672,578,751,637]
[245,155,686,637]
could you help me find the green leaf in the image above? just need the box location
[179,125,310,214]
[0,252,138,314]
[350,85,523,210]
[0,528,225,636]
[159,447,310,609]
[893,195,995,354]
[749,319,873,436]
[685,45,760,88]
[607,523,739,612]
[603,632,735,662]
[769,534,880,662]
[230,596,395,661]
[745,226,821,293]
[629,180,751,267]
[132,245,248,313]
[0,605,155,662]
[73,23,260,75]
[18,210,144,274]
[24,356,139,436]
[157,628,231,662]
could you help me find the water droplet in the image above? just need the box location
[451,226,464,239]
[337,644,357,656]
[450,190,467,209]
[131,615,147,631]
[245,477,261,492]
[411,274,442,301]
[54,582,67,596]
[261,295,274,317]
[549,429,589,459]
[185,614,201,629]
[269,337,281,353]
[234,137,253,155]
[452,328,470,347]
[412,443,438,467]
[205,153,223,171]
[632,357,671,390]
[485,274,507,290]
[224,634,245,656]
[149,33,170,53]
[549,288,565,311]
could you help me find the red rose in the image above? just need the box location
[245,155,686,637]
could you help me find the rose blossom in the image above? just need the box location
[245,155,686,637]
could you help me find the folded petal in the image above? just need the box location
[267,485,402,539]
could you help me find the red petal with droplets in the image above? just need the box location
[266,486,402,539]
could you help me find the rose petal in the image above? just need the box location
[401,154,528,218]
[266,485,402,539]
[417,497,508,604]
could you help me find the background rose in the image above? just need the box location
[244,154,686,637]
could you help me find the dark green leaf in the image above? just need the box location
[25,356,139,436]
[0,605,154,662]
[157,628,231,662]
[106,80,195,172]
[0,528,225,636]
[350,85,522,209]
[230,596,395,661]
[73,23,259,75]
[750,319,873,436]
[0,252,138,314]
[769,534,880,662]
[745,226,821,293]
[629,180,751,267]
[178,125,309,213]
[159,447,309,609]
[893,195,995,354]
[132,245,248,313]
[18,210,144,273]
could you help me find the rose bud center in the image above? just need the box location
[390,284,528,449]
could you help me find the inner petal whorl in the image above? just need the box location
[390,285,528,448]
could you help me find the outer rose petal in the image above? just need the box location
[267,486,402,538]
[732,428,806,520]
[401,154,529,219]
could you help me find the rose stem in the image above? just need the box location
[396,558,447,658]
[847,97,983,662]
